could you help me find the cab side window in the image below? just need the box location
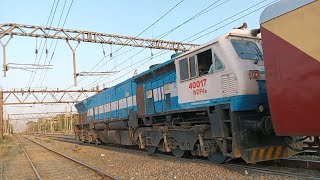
[179,48,224,82]
[215,54,224,71]
[208,53,224,74]
[197,49,212,76]
[189,56,197,78]
[179,58,189,81]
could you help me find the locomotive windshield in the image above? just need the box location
[231,39,263,61]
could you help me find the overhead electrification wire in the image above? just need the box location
[38,0,75,88]
[183,0,275,42]
[26,0,57,88]
[27,0,60,88]
[158,0,229,39]
[66,0,185,89]
[79,0,229,88]
[90,0,226,77]
[35,0,68,87]
[36,0,69,87]
[84,0,277,89]
[84,50,170,89]
[82,0,230,88]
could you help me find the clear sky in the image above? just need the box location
[0,0,277,129]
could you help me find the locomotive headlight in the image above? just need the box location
[249,70,260,79]
[258,104,264,112]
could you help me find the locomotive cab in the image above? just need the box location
[174,29,302,163]
[175,29,268,113]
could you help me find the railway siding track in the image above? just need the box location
[16,135,119,180]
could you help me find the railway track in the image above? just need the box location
[15,135,119,180]
[33,134,320,179]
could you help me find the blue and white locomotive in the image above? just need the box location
[74,28,301,163]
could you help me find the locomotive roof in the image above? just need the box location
[133,59,174,79]
[260,0,315,24]
[175,29,257,59]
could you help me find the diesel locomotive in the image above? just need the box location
[74,0,319,163]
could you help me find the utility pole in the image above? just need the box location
[70,114,74,133]
[50,119,53,134]
[64,112,67,134]
[5,115,9,135]
[0,90,3,140]
[38,120,41,133]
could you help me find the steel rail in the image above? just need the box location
[22,136,119,180]
[39,134,320,178]
[221,163,319,179]
[15,136,42,180]
[278,158,320,169]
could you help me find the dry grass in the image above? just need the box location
[42,137,52,143]
[0,136,14,158]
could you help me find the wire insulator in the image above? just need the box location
[151,49,153,59]
[110,44,113,58]
[35,37,38,55]
[101,43,106,56]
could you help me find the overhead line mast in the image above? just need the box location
[0,23,199,86]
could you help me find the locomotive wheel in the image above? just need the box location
[208,151,227,164]
[172,148,187,158]
[146,146,157,154]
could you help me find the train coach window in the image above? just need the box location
[179,58,189,81]
[231,39,263,60]
[197,49,212,76]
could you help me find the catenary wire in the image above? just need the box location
[38,0,75,88]
[36,0,68,87]
[84,0,276,89]
[66,0,185,89]
[27,0,60,88]
[78,0,229,88]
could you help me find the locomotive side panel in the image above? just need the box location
[260,0,320,136]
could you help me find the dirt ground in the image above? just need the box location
[0,136,36,180]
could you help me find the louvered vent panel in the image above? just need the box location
[221,73,237,96]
